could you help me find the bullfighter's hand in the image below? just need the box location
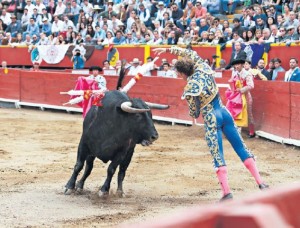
[153,48,167,56]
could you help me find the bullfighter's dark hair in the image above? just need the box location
[174,58,194,77]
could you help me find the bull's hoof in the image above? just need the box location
[76,188,83,194]
[98,191,109,198]
[116,190,124,198]
[64,188,75,195]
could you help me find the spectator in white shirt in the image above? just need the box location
[54,0,66,17]
[51,15,64,35]
[35,0,46,14]
[160,62,177,78]
[127,58,142,75]
[62,15,75,32]
[21,8,31,31]
[24,0,36,17]
[81,0,94,17]
[0,9,11,26]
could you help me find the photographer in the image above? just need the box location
[71,48,86,69]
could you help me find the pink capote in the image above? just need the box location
[225,78,243,118]
[71,76,99,118]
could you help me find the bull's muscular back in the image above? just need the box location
[80,90,154,163]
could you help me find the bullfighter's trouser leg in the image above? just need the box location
[202,102,231,197]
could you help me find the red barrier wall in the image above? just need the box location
[0,69,299,141]
[0,68,21,100]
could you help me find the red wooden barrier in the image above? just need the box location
[0,69,300,142]
[0,68,20,100]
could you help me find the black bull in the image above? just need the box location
[65,90,169,197]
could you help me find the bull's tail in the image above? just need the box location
[116,60,127,90]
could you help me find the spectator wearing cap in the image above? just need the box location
[138,3,152,28]
[82,0,94,17]
[54,0,66,17]
[24,0,35,17]
[127,58,142,76]
[155,1,169,22]
[5,15,22,38]
[41,8,52,23]
[35,0,46,14]
[176,1,195,32]
[52,15,64,36]
[171,3,183,26]
[41,17,52,36]
[86,66,107,90]
[92,5,102,22]
[285,25,299,42]
[0,9,11,26]
[23,17,39,40]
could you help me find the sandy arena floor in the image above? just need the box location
[0,107,299,227]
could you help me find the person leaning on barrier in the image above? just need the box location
[153,46,269,202]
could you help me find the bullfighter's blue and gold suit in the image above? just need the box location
[169,46,253,168]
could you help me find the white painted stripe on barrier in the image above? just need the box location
[16,101,83,113]
[0,98,20,108]
[152,115,193,125]
[256,130,300,147]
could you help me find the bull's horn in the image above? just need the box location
[121,101,150,113]
[145,102,169,110]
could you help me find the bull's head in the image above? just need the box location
[120,100,169,146]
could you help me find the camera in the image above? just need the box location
[75,52,81,56]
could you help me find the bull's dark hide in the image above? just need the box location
[65,90,160,197]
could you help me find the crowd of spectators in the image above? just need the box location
[0,0,300,47]
[0,0,300,79]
